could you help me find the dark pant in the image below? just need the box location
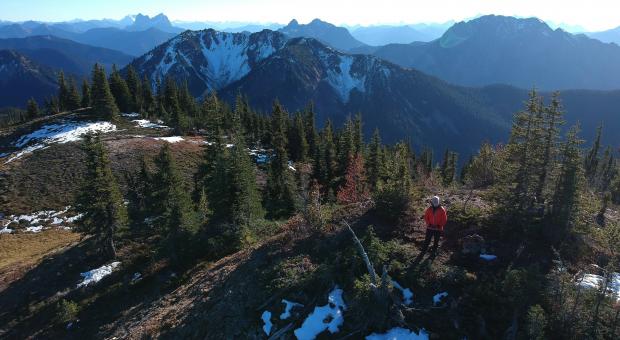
[423,229,442,251]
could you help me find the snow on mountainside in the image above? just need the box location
[128,29,377,102]
[128,29,288,96]
[324,55,366,102]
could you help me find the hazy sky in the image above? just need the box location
[1,0,619,31]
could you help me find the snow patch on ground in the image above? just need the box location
[294,287,347,340]
[480,254,497,261]
[25,225,43,233]
[261,310,273,335]
[326,55,366,103]
[281,299,303,320]
[433,292,448,305]
[132,119,169,129]
[366,327,430,340]
[154,136,184,143]
[392,280,414,305]
[2,207,82,233]
[578,273,620,302]
[6,121,116,163]
[77,262,121,288]
[121,112,140,118]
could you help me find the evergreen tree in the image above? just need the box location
[585,124,603,183]
[81,79,91,108]
[66,78,81,111]
[127,157,152,231]
[353,112,364,154]
[76,135,127,259]
[57,71,69,111]
[595,147,616,191]
[320,119,338,195]
[441,148,450,183]
[229,109,264,226]
[418,147,433,175]
[533,92,564,202]
[125,65,141,112]
[90,64,119,120]
[151,143,198,261]
[367,128,383,190]
[304,103,319,159]
[164,77,189,134]
[460,155,474,184]
[505,89,544,212]
[265,101,297,218]
[108,65,132,113]
[549,125,584,239]
[179,80,198,119]
[289,113,309,162]
[611,169,620,204]
[141,75,155,116]
[200,133,232,221]
[374,142,413,222]
[26,98,39,119]
[337,117,355,177]
[202,91,222,134]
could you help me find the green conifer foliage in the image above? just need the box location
[549,125,584,237]
[57,71,69,111]
[90,64,119,120]
[125,65,141,112]
[141,75,155,116]
[81,79,91,108]
[26,97,39,119]
[108,65,133,113]
[265,101,298,218]
[151,143,198,261]
[367,128,385,191]
[66,78,81,111]
[75,134,127,259]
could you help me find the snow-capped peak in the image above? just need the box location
[132,29,287,94]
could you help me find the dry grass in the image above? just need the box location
[1,135,206,214]
[0,230,81,270]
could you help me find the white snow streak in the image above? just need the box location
[366,327,430,340]
[578,273,620,302]
[326,55,366,102]
[280,299,303,320]
[480,254,497,261]
[133,119,169,129]
[294,287,347,340]
[77,262,121,288]
[154,136,184,143]
[433,292,448,305]
[261,310,273,335]
[6,121,116,163]
[392,280,414,305]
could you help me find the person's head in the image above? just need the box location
[430,196,440,208]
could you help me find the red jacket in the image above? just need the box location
[424,206,447,231]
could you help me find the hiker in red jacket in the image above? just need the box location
[422,195,447,252]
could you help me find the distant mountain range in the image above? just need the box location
[126,29,620,155]
[588,26,620,45]
[351,24,448,45]
[0,35,133,76]
[367,15,620,90]
[0,13,180,56]
[1,14,620,153]
[0,50,57,107]
[278,19,367,51]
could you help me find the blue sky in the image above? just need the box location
[1,0,619,31]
